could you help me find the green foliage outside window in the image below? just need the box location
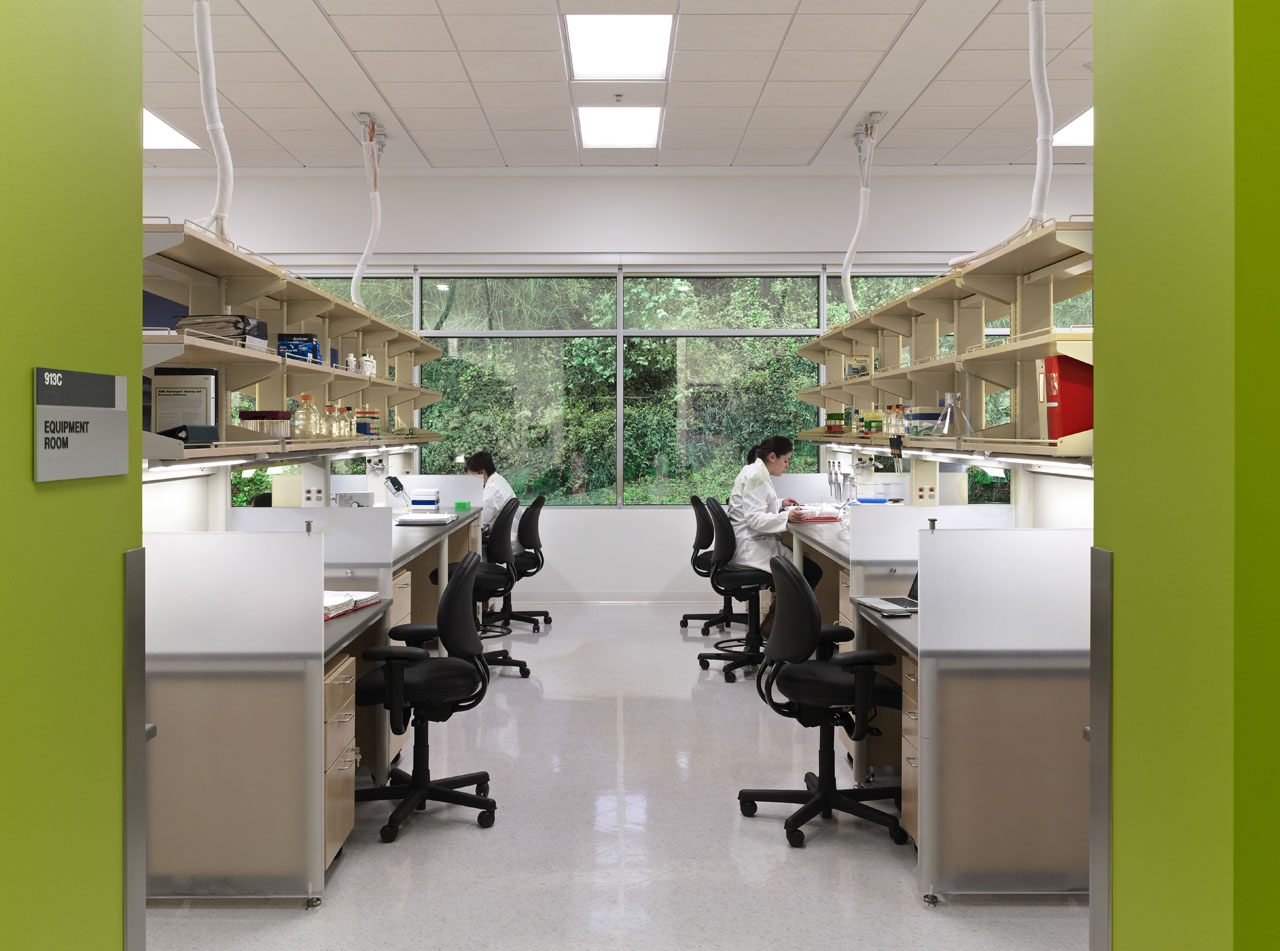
[230,469,271,507]
[307,277,414,329]
[825,275,926,325]
[421,277,616,332]
[625,276,818,330]
[967,466,1012,504]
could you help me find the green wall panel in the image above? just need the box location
[0,3,140,948]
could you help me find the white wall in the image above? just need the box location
[142,477,213,533]
[143,166,1092,270]
[1027,472,1094,529]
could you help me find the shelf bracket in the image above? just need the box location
[958,274,1017,307]
[912,299,955,334]
[226,276,286,308]
[870,313,913,337]
[961,359,1017,389]
[844,325,880,348]
[285,301,333,330]
[226,363,282,392]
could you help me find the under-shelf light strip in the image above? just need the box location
[147,458,252,473]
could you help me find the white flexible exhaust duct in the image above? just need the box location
[350,118,383,310]
[194,0,233,240]
[840,118,879,321]
[948,0,1053,269]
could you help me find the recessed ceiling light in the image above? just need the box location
[143,109,201,150]
[578,107,661,149]
[566,15,673,81]
[1053,107,1093,147]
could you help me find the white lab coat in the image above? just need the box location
[481,472,520,547]
[726,458,789,573]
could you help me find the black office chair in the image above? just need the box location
[355,551,497,842]
[474,497,531,677]
[738,555,908,848]
[680,495,747,636]
[696,497,773,683]
[250,492,272,507]
[485,495,552,634]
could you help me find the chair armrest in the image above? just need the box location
[388,623,439,646]
[816,624,853,660]
[362,645,432,664]
[829,649,896,668]
[361,646,431,735]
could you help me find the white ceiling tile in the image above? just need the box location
[241,108,344,131]
[144,149,216,166]
[1071,28,1092,51]
[675,15,791,51]
[475,82,571,108]
[665,82,764,108]
[272,130,361,150]
[461,51,568,82]
[783,15,908,51]
[144,82,230,109]
[799,1,918,11]
[878,128,969,151]
[573,83,667,107]
[411,130,499,151]
[398,108,492,131]
[437,0,557,11]
[502,149,582,166]
[936,50,1044,82]
[148,108,281,150]
[683,1,796,11]
[658,149,739,165]
[769,50,881,82]
[957,128,1038,150]
[425,149,507,167]
[993,0,1091,12]
[229,150,304,167]
[380,83,480,108]
[671,51,776,83]
[319,0,439,13]
[484,106,574,130]
[873,148,948,166]
[330,16,453,52]
[217,83,327,109]
[143,29,167,52]
[1044,145,1093,164]
[357,52,467,83]
[659,129,743,150]
[915,80,1025,107]
[581,148,658,166]
[178,51,302,83]
[562,1,675,11]
[1048,50,1093,81]
[145,0,246,12]
[733,148,813,165]
[748,106,843,130]
[979,105,1039,130]
[964,14,1091,51]
[938,147,1025,166]
[288,149,365,167]
[494,130,578,150]
[662,107,754,129]
[1007,79,1092,106]
[756,81,859,108]
[144,15,274,52]
[895,106,999,129]
[740,128,828,150]
[446,15,563,51]
[144,51,198,82]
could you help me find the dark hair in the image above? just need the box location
[747,436,793,465]
[464,450,496,476]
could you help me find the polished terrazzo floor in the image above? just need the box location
[147,603,1087,951]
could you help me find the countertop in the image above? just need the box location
[390,508,482,570]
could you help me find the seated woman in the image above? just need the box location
[727,436,823,602]
[464,450,520,550]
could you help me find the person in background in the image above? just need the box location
[726,436,822,635]
[465,450,520,550]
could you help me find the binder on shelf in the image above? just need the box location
[323,590,381,621]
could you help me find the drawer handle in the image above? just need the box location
[904,710,919,720]
[335,759,355,771]
[335,676,355,685]
[904,672,918,683]
[334,712,354,723]
[905,756,918,768]
[396,584,411,590]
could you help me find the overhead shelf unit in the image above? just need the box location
[799,219,1093,459]
[143,221,443,463]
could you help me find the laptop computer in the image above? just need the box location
[856,574,919,615]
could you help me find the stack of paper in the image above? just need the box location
[323,590,382,620]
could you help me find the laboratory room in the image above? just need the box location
[11,1,1269,950]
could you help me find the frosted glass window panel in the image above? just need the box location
[770,473,833,504]
[847,504,1014,563]
[397,474,484,510]
[226,507,394,566]
[144,532,323,656]
[917,528,1092,654]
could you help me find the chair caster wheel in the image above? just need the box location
[701,628,711,637]
[545,616,552,624]
[724,670,736,684]
[680,619,689,628]
[477,810,495,828]
[379,824,398,843]
[786,828,805,848]
[698,658,710,670]
[519,666,531,678]
[740,800,757,817]
[890,825,909,845]
[476,782,489,797]
[532,623,540,633]
[415,799,427,810]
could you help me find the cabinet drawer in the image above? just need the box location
[324,740,356,870]
[901,691,919,749]
[837,578,852,626]
[391,570,413,626]
[325,696,356,770]
[900,736,919,841]
[900,653,919,703]
[324,654,357,721]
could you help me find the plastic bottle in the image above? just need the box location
[346,353,357,372]
[295,395,314,438]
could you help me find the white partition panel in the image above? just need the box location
[917,528,1092,654]
[330,474,366,496]
[848,504,1014,563]
[398,473,484,510]
[227,506,393,566]
[768,473,832,503]
[144,532,323,656]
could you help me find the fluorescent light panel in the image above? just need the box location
[1053,107,1093,147]
[143,108,201,150]
[566,15,672,81]
[578,107,661,149]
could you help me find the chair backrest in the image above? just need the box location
[705,497,738,570]
[765,556,822,663]
[250,492,272,507]
[516,494,545,552]
[487,496,520,569]
[439,552,484,657]
[690,495,714,553]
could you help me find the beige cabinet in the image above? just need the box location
[322,654,357,869]
[899,653,919,841]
